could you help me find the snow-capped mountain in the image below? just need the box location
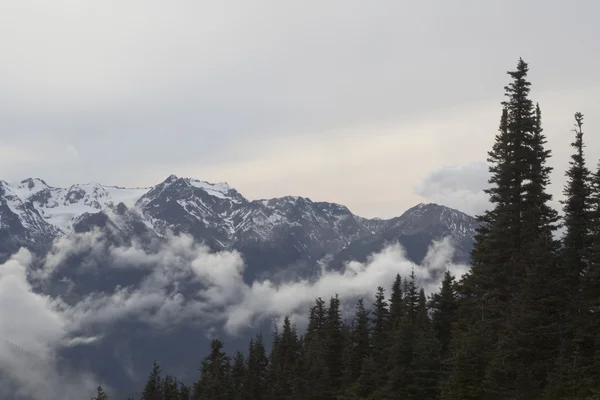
[0,175,478,273]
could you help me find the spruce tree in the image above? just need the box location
[194,338,232,400]
[244,335,268,400]
[388,274,404,330]
[562,111,592,285]
[481,62,561,400]
[92,385,108,400]
[163,375,180,400]
[179,382,191,400]
[443,59,551,399]
[371,286,389,387]
[141,361,163,400]
[430,270,458,360]
[302,298,330,400]
[344,298,371,386]
[268,317,300,400]
[231,351,246,400]
[324,295,344,397]
[411,289,442,399]
[581,160,600,392]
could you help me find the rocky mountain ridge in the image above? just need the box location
[0,175,479,273]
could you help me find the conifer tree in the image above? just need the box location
[580,159,600,392]
[179,382,191,400]
[324,295,344,397]
[430,270,458,360]
[443,59,549,399]
[244,335,268,400]
[562,112,591,285]
[163,375,180,400]
[302,298,330,400]
[268,317,300,400]
[403,268,419,326]
[482,62,561,400]
[411,289,442,399]
[230,351,246,400]
[344,298,371,386]
[194,338,232,400]
[92,385,108,400]
[141,361,163,400]
[371,286,389,387]
[388,274,404,330]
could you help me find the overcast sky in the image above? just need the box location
[2,0,600,218]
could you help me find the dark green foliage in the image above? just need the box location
[179,382,191,400]
[194,338,232,400]
[302,298,330,399]
[230,351,245,400]
[268,317,300,400]
[430,270,457,360]
[243,335,269,400]
[324,295,344,397]
[388,274,403,330]
[370,286,389,388]
[141,361,163,400]
[562,112,591,285]
[344,298,371,387]
[92,385,108,400]
[163,375,180,400]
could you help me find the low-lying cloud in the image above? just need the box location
[0,229,470,399]
[0,249,98,400]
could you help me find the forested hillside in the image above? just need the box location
[91,59,600,400]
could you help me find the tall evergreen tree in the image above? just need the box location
[580,159,600,392]
[324,295,344,398]
[430,270,458,360]
[562,111,592,284]
[231,351,246,400]
[268,317,300,400]
[540,111,594,398]
[412,288,442,399]
[344,298,371,387]
[179,382,191,400]
[141,361,163,400]
[371,286,389,388]
[194,338,232,400]
[92,385,108,400]
[443,59,555,399]
[163,375,180,400]
[482,63,561,400]
[388,274,404,330]
[244,335,269,400]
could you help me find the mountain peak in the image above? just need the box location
[396,202,477,238]
[165,174,179,183]
[19,178,49,190]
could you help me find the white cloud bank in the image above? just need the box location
[0,230,470,399]
[0,249,98,400]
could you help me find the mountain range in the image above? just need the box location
[0,175,477,277]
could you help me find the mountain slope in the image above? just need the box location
[329,203,477,270]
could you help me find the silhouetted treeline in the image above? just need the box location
[92,59,600,400]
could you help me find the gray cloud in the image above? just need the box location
[43,230,468,335]
[2,1,600,217]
